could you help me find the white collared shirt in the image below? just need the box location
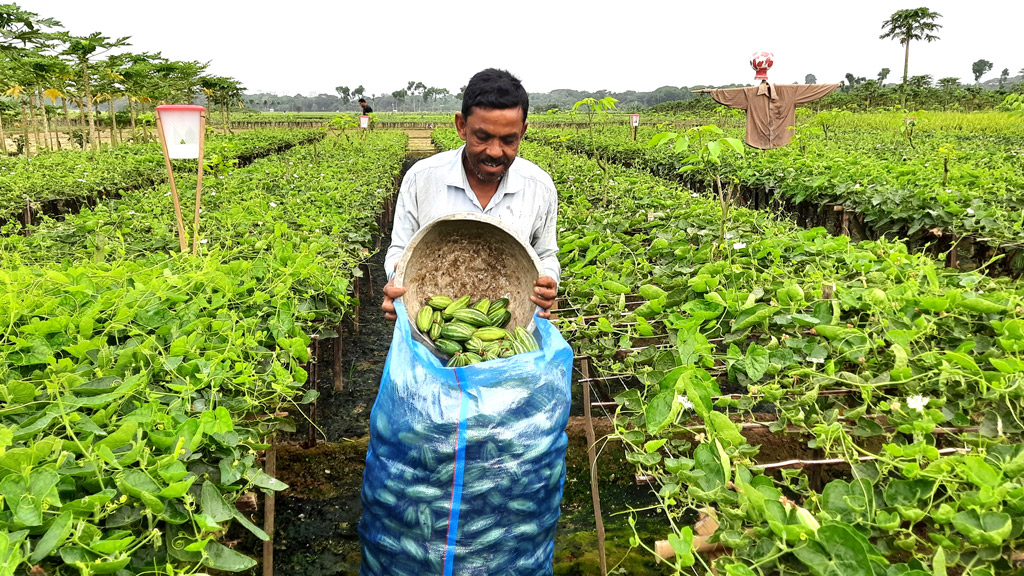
[384,145,561,282]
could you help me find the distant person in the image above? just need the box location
[358,98,373,114]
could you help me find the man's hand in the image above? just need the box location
[530,276,558,319]
[382,277,406,321]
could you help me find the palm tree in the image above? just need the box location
[62,32,131,150]
[24,55,67,151]
[201,75,245,133]
[93,54,131,146]
[1,4,63,154]
[119,52,164,136]
[880,7,942,107]
[937,77,962,110]
[147,59,206,104]
[0,4,61,54]
[0,61,14,154]
[1,67,32,155]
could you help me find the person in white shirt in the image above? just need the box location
[382,68,559,321]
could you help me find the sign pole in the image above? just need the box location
[192,110,207,255]
[155,111,189,253]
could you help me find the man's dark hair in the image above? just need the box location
[358,98,367,104]
[461,68,529,121]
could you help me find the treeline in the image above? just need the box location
[648,78,1023,115]
[0,4,247,155]
[243,76,1024,117]
[242,84,753,115]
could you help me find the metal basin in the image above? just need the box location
[394,213,543,355]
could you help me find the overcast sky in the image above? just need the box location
[25,1,1024,97]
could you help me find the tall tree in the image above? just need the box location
[880,7,942,107]
[1,4,62,154]
[94,54,129,146]
[62,32,130,150]
[25,54,66,151]
[804,73,816,85]
[878,67,891,84]
[854,80,883,107]
[938,77,962,110]
[118,52,164,134]
[971,59,993,84]
[391,88,407,111]
[998,67,1009,89]
[335,85,350,103]
[201,75,245,133]
[148,59,206,104]
[0,4,60,53]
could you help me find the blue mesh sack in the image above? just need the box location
[359,300,573,576]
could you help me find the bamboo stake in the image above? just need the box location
[754,447,970,471]
[363,262,374,300]
[192,111,207,255]
[334,322,344,391]
[262,441,276,576]
[307,337,319,448]
[155,112,189,253]
[23,199,31,236]
[581,357,608,576]
[353,277,361,334]
[948,234,959,269]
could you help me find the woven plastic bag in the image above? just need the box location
[358,300,573,576]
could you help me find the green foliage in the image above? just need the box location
[435,122,1024,575]
[998,93,1024,113]
[0,131,407,574]
[0,129,321,217]
[530,111,1024,248]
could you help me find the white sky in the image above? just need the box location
[24,0,1024,97]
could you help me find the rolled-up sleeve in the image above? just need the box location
[384,171,419,280]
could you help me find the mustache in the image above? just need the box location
[478,155,510,166]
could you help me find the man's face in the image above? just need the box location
[455,106,527,184]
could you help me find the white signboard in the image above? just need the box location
[157,105,206,159]
[630,114,640,128]
[360,115,370,129]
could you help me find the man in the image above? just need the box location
[358,98,373,114]
[382,68,559,320]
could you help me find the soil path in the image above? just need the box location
[403,129,435,155]
[248,146,673,575]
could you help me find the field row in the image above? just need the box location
[433,127,1024,574]
[0,132,406,573]
[532,111,1024,254]
[0,129,323,219]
